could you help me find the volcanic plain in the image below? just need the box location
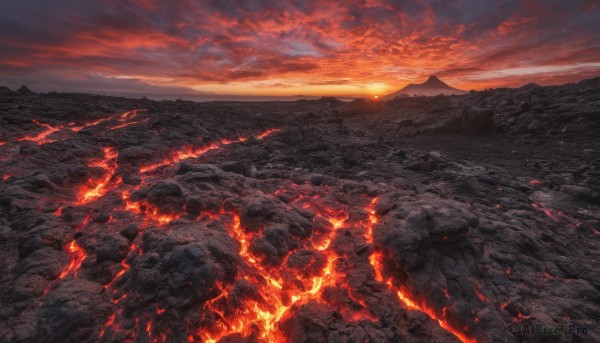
[0,79,599,343]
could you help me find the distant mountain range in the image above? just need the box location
[383,76,466,99]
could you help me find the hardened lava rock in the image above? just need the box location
[1,80,599,342]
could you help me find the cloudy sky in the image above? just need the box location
[1,0,599,99]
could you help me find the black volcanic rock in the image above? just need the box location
[459,106,495,134]
[0,79,599,343]
[17,85,36,95]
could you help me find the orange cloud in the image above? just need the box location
[0,1,598,98]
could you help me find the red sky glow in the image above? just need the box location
[1,0,599,99]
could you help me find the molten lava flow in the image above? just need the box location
[531,202,559,220]
[395,283,475,343]
[311,208,348,251]
[122,191,181,225]
[140,142,221,173]
[364,197,379,243]
[363,199,476,343]
[13,109,146,146]
[57,240,86,279]
[119,109,145,120]
[109,118,149,130]
[531,202,580,229]
[139,128,280,173]
[77,147,120,204]
[70,116,112,132]
[531,202,573,223]
[474,288,489,303]
[100,313,117,338]
[500,301,530,322]
[104,243,137,291]
[72,212,93,232]
[196,200,360,343]
[256,128,281,139]
[197,191,474,342]
[100,310,125,340]
[17,120,62,144]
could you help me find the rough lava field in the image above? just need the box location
[0,79,599,343]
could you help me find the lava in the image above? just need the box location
[197,205,352,343]
[192,185,478,342]
[69,116,112,132]
[118,109,145,120]
[140,142,221,173]
[103,243,137,291]
[1,69,596,343]
[57,240,86,279]
[109,118,149,130]
[77,147,120,204]
[363,199,476,343]
[9,111,476,342]
[475,288,489,303]
[72,212,93,232]
[17,120,62,144]
[122,190,182,225]
[531,202,580,228]
[364,197,379,243]
[99,313,117,338]
[139,128,280,173]
[531,202,559,220]
[256,128,281,139]
[14,109,147,147]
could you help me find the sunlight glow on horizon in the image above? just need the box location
[0,1,599,98]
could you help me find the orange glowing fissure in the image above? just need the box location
[363,199,476,343]
[195,208,353,343]
[69,116,112,132]
[14,109,146,145]
[104,243,137,292]
[17,120,62,144]
[77,147,120,204]
[41,215,92,298]
[57,240,86,279]
[122,190,181,225]
[110,117,149,130]
[139,128,280,173]
[190,194,476,343]
[49,120,475,342]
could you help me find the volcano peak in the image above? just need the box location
[384,75,466,99]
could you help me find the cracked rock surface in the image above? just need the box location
[0,79,599,342]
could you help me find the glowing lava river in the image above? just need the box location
[2,96,598,343]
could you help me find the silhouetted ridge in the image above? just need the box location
[383,76,466,99]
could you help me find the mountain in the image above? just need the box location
[383,76,467,99]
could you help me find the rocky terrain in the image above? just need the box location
[0,78,599,343]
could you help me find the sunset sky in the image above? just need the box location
[1,0,599,99]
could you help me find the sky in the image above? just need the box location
[0,0,599,100]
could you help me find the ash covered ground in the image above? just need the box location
[0,79,599,343]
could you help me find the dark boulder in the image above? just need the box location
[460,107,494,134]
